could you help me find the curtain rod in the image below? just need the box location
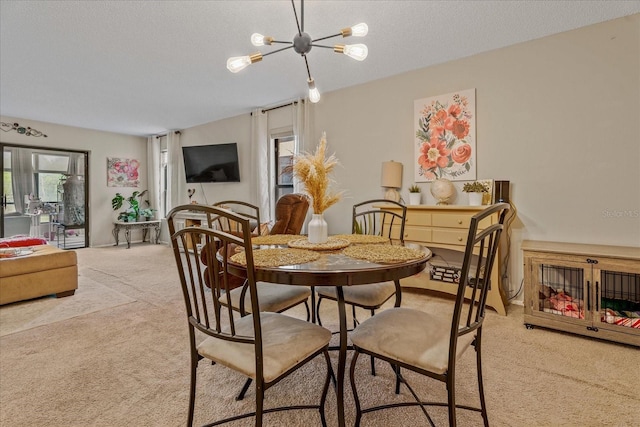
[155,130,181,139]
[250,100,303,115]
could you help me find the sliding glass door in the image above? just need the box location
[1,143,89,249]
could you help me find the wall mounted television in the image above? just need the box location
[182,143,241,183]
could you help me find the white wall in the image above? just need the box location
[1,116,147,246]
[179,114,253,206]
[179,105,297,216]
[315,14,640,300]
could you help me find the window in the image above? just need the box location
[274,136,294,202]
[34,153,69,203]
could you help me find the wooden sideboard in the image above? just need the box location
[381,204,508,315]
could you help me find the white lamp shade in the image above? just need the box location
[381,161,402,188]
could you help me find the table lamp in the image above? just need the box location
[381,161,402,202]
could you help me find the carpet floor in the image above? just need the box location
[0,244,638,426]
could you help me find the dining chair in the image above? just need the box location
[348,203,510,427]
[167,204,333,427]
[209,199,314,400]
[211,198,312,320]
[315,199,406,375]
[211,200,262,236]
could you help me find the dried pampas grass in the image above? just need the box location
[288,132,343,214]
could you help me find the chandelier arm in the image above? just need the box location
[270,40,293,45]
[310,44,335,50]
[312,33,342,43]
[262,45,294,57]
[292,0,302,35]
[303,55,312,80]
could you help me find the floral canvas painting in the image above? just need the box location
[107,157,140,187]
[414,89,476,182]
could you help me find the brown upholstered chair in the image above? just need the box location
[167,204,332,426]
[349,203,510,427]
[269,193,310,235]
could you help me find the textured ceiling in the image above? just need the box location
[1,1,638,136]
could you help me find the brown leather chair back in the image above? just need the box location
[269,194,310,235]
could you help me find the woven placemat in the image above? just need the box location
[332,234,389,244]
[343,244,425,263]
[251,234,302,246]
[287,236,351,251]
[230,248,320,267]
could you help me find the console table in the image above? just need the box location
[112,220,161,249]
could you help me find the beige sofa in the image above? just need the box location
[0,245,78,305]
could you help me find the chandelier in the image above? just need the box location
[226,0,368,103]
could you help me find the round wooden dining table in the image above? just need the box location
[225,241,431,427]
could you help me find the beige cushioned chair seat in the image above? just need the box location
[350,307,474,375]
[222,282,311,313]
[198,312,331,383]
[315,282,396,307]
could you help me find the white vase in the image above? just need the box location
[468,192,483,206]
[308,214,328,244]
[409,193,421,205]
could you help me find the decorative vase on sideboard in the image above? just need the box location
[468,192,483,206]
[308,214,328,244]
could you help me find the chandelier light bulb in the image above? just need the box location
[251,33,265,46]
[251,33,273,46]
[308,78,321,103]
[350,23,368,37]
[227,56,251,73]
[335,43,368,61]
[226,53,262,73]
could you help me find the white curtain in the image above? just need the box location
[10,147,34,214]
[292,99,312,194]
[67,153,83,176]
[166,131,184,211]
[147,136,161,216]
[251,109,270,222]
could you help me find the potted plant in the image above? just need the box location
[112,190,149,222]
[139,208,156,220]
[462,182,488,206]
[408,184,421,205]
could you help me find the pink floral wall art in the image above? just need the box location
[414,89,476,182]
[107,157,140,187]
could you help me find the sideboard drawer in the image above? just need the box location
[432,229,467,246]
[432,213,471,229]
[405,212,432,226]
[404,226,432,242]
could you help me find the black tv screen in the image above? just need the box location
[182,143,241,183]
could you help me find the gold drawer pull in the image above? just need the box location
[458,220,463,224]
[458,237,463,242]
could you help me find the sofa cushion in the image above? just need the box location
[0,245,77,278]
